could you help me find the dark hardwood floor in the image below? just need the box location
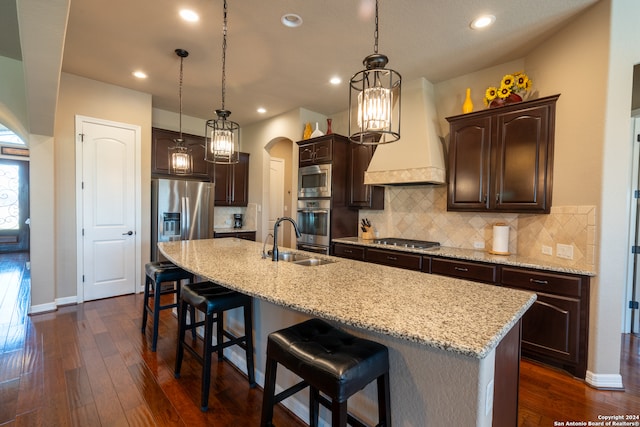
[0,252,638,426]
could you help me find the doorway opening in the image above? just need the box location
[265,138,294,248]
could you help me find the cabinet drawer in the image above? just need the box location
[431,258,499,283]
[501,267,583,298]
[366,248,422,271]
[333,243,365,261]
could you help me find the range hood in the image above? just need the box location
[364,78,446,186]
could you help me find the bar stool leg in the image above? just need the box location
[309,387,320,427]
[331,399,348,427]
[216,311,224,360]
[175,300,188,378]
[259,357,278,426]
[141,276,151,333]
[377,373,392,426]
[151,280,164,351]
[244,301,256,386]
[201,311,214,411]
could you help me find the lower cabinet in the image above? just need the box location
[213,231,256,241]
[332,242,590,378]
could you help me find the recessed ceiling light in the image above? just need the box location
[257,107,267,114]
[180,9,199,22]
[329,77,342,85]
[470,14,496,30]
[132,71,147,79]
[281,13,303,28]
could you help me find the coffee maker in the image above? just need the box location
[233,213,243,229]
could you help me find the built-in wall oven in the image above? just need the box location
[298,164,332,199]
[296,199,330,254]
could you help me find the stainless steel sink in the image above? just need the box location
[277,252,311,262]
[293,258,335,267]
[276,251,335,266]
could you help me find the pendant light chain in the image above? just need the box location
[220,0,228,111]
[178,53,184,141]
[373,0,379,55]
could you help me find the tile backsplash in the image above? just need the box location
[214,203,258,230]
[360,186,596,267]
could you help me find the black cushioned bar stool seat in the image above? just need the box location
[175,281,256,411]
[260,318,391,427]
[142,261,194,351]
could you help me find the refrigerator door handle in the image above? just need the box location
[181,197,189,240]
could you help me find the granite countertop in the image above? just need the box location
[158,238,536,359]
[333,237,596,277]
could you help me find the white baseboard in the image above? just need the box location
[29,301,57,314]
[29,296,78,315]
[585,370,624,390]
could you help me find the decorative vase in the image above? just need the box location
[489,93,523,108]
[303,122,312,139]
[462,88,473,113]
[310,122,324,138]
[326,118,333,135]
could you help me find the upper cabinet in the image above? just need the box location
[298,136,333,166]
[214,152,250,206]
[446,94,560,213]
[151,128,211,179]
[348,143,384,210]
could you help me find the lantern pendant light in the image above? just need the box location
[205,0,240,164]
[169,48,193,175]
[348,0,401,145]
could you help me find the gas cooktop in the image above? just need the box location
[372,238,440,250]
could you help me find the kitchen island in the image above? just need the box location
[158,238,536,426]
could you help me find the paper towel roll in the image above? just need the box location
[492,224,510,254]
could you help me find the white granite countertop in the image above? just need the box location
[333,237,596,277]
[158,238,536,359]
[213,227,257,233]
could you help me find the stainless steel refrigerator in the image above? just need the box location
[151,178,214,261]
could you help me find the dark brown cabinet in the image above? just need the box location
[500,266,589,378]
[366,248,422,270]
[333,243,366,261]
[298,137,333,166]
[446,94,559,213]
[151,128,211,179]
[431,258,499,284]
[348,143,384,210]
[214,230,256,241]
[214,152,249,206]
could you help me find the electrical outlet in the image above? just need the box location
[542,245,553,255]
[556,243,574,260]
[473,241,485,249]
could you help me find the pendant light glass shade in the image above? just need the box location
[205,0,240,164]
[169,48,193,174]
[205,109,240,164]
[348,1,401,145]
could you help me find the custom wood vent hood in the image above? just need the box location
[364,78,446,186]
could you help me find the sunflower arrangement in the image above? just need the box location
[484,72,532,107]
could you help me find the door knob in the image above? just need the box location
[122,231,133,236]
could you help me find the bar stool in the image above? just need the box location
[142,261,195,351]
[260,318,391,427]
[175,281,256,411]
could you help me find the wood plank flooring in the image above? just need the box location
[0,252,638,426]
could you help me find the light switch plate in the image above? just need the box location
[542,245,553,255]
[556,243,574,260]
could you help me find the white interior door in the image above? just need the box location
[77,116,140,301]
[269,158,285,247]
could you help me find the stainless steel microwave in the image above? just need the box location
[298,164,332,198]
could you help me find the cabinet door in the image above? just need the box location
[152,128,211,179]
[214,164,231,205]
[493,103,553,212]
[447,116,492,210]
[313,139,333,163]
[348,143,384,209]
[230,153,249,206]
[299,144,315,166]
[431,258,499,284]
[333,243,366,261]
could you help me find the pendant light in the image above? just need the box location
[205,0,240,164]
[169,48,193,175]
[348,0,401,145]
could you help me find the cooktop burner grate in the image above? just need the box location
[373,238,440,250]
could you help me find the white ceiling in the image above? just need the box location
[11,0,601,128]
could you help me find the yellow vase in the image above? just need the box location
[303,122,312,139]
[462,88,473,113]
